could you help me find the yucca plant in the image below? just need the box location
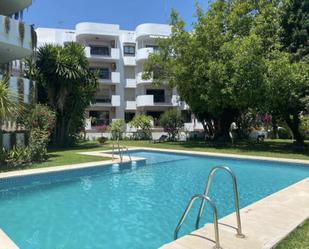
[0,76,23,122]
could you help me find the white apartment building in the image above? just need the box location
[0,0,36,130]
[36,22,203,134]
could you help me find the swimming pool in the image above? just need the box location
[0,150,309,249]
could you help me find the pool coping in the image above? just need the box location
[123,147,309,165]
[0,147,308,248]
[160,177,309,249]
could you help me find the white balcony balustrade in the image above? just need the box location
[136,47,154,62]
[125,101,137,110]
[125,78,136,88]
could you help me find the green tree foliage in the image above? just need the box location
[280,0,309,62]
[129,115,153,140]
[110,119,125,140]
[144,0,309,145]
[25,43,98,147]
[159,109,184,140]
[265,51,309,145]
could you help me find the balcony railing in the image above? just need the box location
[90,47,110,56]
[94,97,111,104]
[85,47,120,61]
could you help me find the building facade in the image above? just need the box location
[36,22,203,134]
[0,0,36,128]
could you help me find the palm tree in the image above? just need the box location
[0,76,22,122]
[25,43,98,146]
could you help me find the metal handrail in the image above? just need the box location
[196,166,244,238]
[125,147,132,161]
[117,139,123,162]
[174,194,221,249]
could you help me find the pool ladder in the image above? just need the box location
[174,166,245,249]
[112,139,131,163]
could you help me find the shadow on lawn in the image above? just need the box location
[166,140,309,158]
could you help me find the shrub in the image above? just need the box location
[110,119,125,140]
[22,104,56,133]
[97,136,108,144]
[129,115,153,140]
[159,109,184,141]
[27,129,50,162]
[96,124,108,136]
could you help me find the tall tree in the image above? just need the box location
[143,1,267,140]
[280,0,309,62]
[25,43,98,147]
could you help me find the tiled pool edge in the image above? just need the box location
[0,229,19,249]
[125,147,309,165]
[160,177,309,249]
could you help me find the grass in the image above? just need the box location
[276,220,309,249]
[2,139,308,172]
[0,141,110,172]
[116,139,309,160]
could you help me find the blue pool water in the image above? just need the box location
[0,150,309,249]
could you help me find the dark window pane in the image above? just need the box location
[146,89,165,102]
[90,46,110,56]
[125,112,135,123]
[124,45,136,55]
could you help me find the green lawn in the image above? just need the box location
[0,142,110,172]
[116,139,309,160]
[1,139,308,172]
[276,220,309,249]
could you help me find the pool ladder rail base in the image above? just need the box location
[112,139,132,163]
[174,166,245,249]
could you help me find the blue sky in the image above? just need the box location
[24,0,208,30]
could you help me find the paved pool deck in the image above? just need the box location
[0,147,308,249]
[160,178,309,249]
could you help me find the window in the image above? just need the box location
[90,46,110,56]
[125,112,135,123]
[89,111,110,126]
[90,68,110,80]
[123,45,136,56]
[146,89,165,103]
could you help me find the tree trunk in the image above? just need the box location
[272,118,279,139]
[216,108,239,141]
[285,114,304,146]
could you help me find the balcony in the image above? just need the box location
[136,72,153,84]
[123,56,136,66]
[97,72,120,84]
[0,15,33,63]
[92,95,120,107]
[125,78,136,88]
[85,47,120,62]
[136,94,179,108]
[136,95,154,107]
[0,0,32,16]
[125,101,137,110]
[76,22,120,41]
[135,23,171,40]
[136,47,154,62]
